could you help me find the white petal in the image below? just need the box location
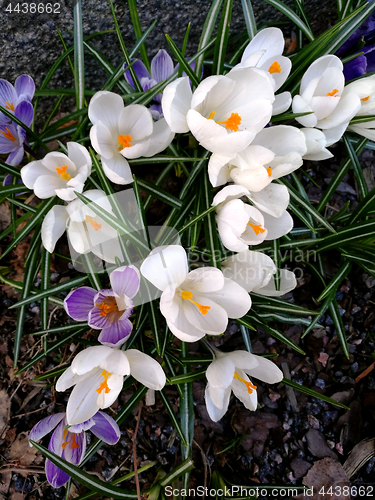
[90,121,117,159]
[317,92,361,129]
[97,374,124,409]
[20,161,50,189]
[41,205,68,253]
[257,268,297,296]
[55,366,94,392]
[263,210,293,240]
[206,356,235,389]
[212,184,250,206]
[241,28,285,66]
[143,118,174,157]
[208,153,236,187]
[205,384,231,422]
[67,142,92,174]
[249,183,289,218]
[71,346,113,375]
[33,175,64,199]
[183,297,228,335]
[209,278,251,318]
[227,350,259,370]
[300,55,343,96]
[125,349,166,390]
[230,166,270,192]
[245,356,283,384]
[292,95,317,127]
[161,77,192,133]
[254,125,306,157]
[88,91,123,132]
[118,104,153,141]
[231,368,258,411]
[140,245,188,291]
[66,370,105,425]
[101,154,133,184]
[182,267,224,293]
[99,349,130,376]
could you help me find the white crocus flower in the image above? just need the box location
[221,250,297,296]
[140,245,251,342]
[20,142,91,202]
[56,345,166,425]
[292,55,361,141]
[232,27,292,115]
[161,67,275,155]
[89,91,174,184]
[212,185,293,252]
[41,189,123,263]
[205,347,283,421]
[208,125,306,190]
[343,74,375,140]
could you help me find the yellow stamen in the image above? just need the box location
[56,165,71,181]
[62,432,80,450]
[85,215,102,231]
[266,167,272,177]
[361,96,370,101]
[207,110,216,120]
[268,61,281,74]
[247,222,265,235]
[233,371,257,394]
[0,126,16,142]
[181,290,211,315]
[96,370,111,394]
[217,112,242,131]
[5,101,14,111]
[118,134,132,150]
[97,299,119,317]
[326,88,339,97]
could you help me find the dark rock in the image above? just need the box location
[305,428,337,459]
[291,457,312,479]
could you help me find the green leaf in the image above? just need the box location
[203,169,221,268]
[348,186,375,223]
[0,185,31,196]
[282,378,350,409]
[264,0,314,41]
[315,219,375,253]
[350,114,375,124]
[301,289,335,338]
[40,249,51,330]
[30,441,140,498]
[127,0,150,71]
[9,275,87,310]
[252,295,319,316]
[165,35,200,87]
[241,0,257,39]
[329,299,349,359]
[33,364,70,381]
[159,390,188,446]
[0,159,21,178]
[73,0,85,126]
[134,177,183,209]
[343,134,368,199]
[318,260,351,301]
[158,459,195,487]
[213,0,233,75]
[195,0,225,79]
[167,368,207,385]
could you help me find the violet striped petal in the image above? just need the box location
[344,54,367,81]
[91,411,120,444]
[151,49,174,83]
[62,430,86,465]
[64,286,96,321]
[88,304,112,329]
[45,459,70,488]
[110,265,140,299]
[29,413,65,442]
[98,317,133,348]
[0,79,17,121]
[6,146,24,167]
[124,59,151,89]
[14,74,35,101]
[15,100,34,128]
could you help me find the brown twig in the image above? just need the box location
[355,361,375,383]
[132,401,143,500]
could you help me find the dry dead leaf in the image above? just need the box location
[343,438,375,478]
[0,389,11,438]
[9,432,38,472]
[298,457,350,500]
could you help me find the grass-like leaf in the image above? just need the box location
[127,0,151,71]
[318,260,351,301]
[264,0,314,41]
[166,35,200,87]
[282,378,350,409]
[241,0,257,39]
[213,0,233,75]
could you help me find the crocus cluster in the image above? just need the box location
[21,18,375,491]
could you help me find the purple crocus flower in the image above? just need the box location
[344,45,375,80]
[0,75,35,125]
[29,411,120,488]
[0,100,33,166]
[64,265,140,348]
[125,49,175,120]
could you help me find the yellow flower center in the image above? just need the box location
[361,96,370,102]
[247,222,265,235]
[233,371,257,394]
[118,134,133,150]
[5,101,15,111]
[207,110,242,132]
[85,215,102,231]
[181,290,211,315]
[266,166,272,177]
[268,61,281,74]
[0,126,16,142]
[56,165,71,181]
[97,298,119,317]
[96,370,111,394]
[62,429,80,450]
[326,88,339,97]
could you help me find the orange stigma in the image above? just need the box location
[85,215,102,231]
[0,126,16,142]
[61,430,80,450]
[97,299,119,317]
[266,167,272,177]
[361,96,370,101]
[181,290,211,315]
[118,134,132,150]
[56,165,71,181]
[96,370,111,394]
[5,101,14,111]
[233,371,257,394]
[217,112,242,131]
[268,61,281,74]
[326,88,339,97]
[248,222,266,235]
